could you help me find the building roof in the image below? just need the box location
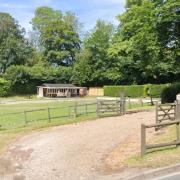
[37,83,84,89]
[42,83,76,88]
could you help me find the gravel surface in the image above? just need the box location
[0,111,154,180]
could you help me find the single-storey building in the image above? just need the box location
[37,83,87,98]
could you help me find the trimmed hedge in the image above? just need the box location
[148,84,170,98]
[104,84,169,98]
[161,83,180,103]
[104,85,146,97]
[0,78,11,97]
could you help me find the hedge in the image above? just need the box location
[104,84,170,98]
[148,84,170,98]
[161,83,180,103]
[104,85,146,97]
[0,78,11,97]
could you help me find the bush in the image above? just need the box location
[3,64,73,95]
[0,78,11,97]
[104,85,146,97]
[148,84,170,98]
[161,83,180,103]
[104,84,170,98]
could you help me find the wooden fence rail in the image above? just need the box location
[155,102,176,125]
[97,98,126,117]
[0,102,97,128]
[141,120,180,157]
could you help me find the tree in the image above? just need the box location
[31,7,81,66]
[0,13,33,73]
[109,0,180,84]
[73,20,114,86]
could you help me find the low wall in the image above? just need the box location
[88,87,104,96]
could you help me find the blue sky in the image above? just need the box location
[0,0,125,34]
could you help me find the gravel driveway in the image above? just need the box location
[0,111,154,180]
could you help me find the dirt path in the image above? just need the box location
[0,111,155,180]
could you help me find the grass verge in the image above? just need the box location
[127,125,180,168]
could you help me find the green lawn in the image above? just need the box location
[0,100,98,130]
[0,98,153,153]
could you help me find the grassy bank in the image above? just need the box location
[127,125,180,168]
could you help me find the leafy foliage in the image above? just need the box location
[0,78,11,97]
[104,84,170,98]
[73,20,114,86]
[161,83,180,103]
[4,63,73,94]
[108,0,180,84]
[104,85,146,97]
[0,13,33,73]
[31,7,81,66]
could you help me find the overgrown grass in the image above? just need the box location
[127,125,180,168]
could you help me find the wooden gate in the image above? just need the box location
[97,99,125,117]
[156,103,176,124]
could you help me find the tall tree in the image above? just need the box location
[0,13,33,73]
[31,7,81,66]
[109,0,180,84]
[73,20,114,86]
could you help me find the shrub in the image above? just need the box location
[161,83,180,103]
[104,85,146,97]
[104,84,170,98]
[0,78,11,97]
[148,84,170,98]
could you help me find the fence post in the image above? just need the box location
[68,106,71,119]
[141,124,146,157]
[24,111,27,126]
[74,101,77,118]
[96,99,98,117]
[120,96,126,115]
[155,102,159,131]
[123,97,126,114]
[47,108,51,123]
[85,104,88,115]
[128,97,131,109]
[176,100,180,120]
[140,98,143,107]
[116,100,119,115]
[176,122,180,147]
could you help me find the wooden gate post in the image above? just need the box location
[141,124,146,157]
[176,122,180,147]
[176,100,180,120]
[74,101,77,118]
[128,97,131,109]
[47,108,51,123]
[24,111,27,126]
[155,102,159,123]
[96,99,99,117]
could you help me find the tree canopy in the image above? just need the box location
[0,2,179,94]
[73,20,114,86]
[0,13,33,73]
[108,0,180,84]
[31,7,81,66]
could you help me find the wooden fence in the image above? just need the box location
[141,101,180,156]
[141,120,180,157]
[156,102,176,125]
[0,102,97,129]
[97,98,126,117]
